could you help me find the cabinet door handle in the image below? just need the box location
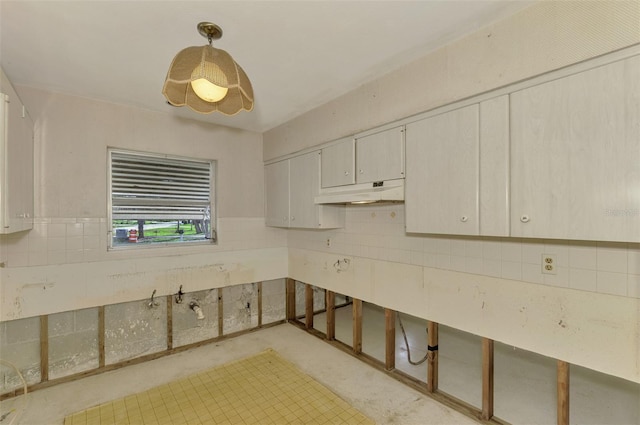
[359,169,364,174]
[283,216,288,222]
[520,215,530,223]
[291,216,295,221]
[460,216,468,223]
[344,171,349,176]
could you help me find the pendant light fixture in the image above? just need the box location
[162,22,254,115]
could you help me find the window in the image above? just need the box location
[108,149,215,248]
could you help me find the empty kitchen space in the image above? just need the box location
[1,1,640,425]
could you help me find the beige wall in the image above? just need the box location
[0,87,288,320]
[264,0,640,160]
[19,86,264,219]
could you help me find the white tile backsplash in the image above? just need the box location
[3,209,638,300]
[569,242,598,270]
[501,239,522,262]
[629,250,640,275]
[521,239,545,264]
[465,240,483,258]
[48,223,67,238]
[628,274,640,298]
[450,239,466,257]
[287,204,640,298]
[596,271,628,296]
[1,216,286,268]
[569,268,597,292]
[66,223,83,237]
[482,240,502,260]
[543,266,569,288]
[596,243,628,273]
[501,261,522,281]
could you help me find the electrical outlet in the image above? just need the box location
[542,254,557,275]
[326,238,331,247]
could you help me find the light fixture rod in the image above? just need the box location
[197,22,222,45]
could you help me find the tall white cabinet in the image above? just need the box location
[510,55,640,242]
[265,151,344,229]
[0,68,34,234]
[405,96,509,236]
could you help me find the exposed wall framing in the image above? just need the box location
[482,338,494,420]
[98,306,105,368]
[287,278,608,425]
[325,290,335,341]
[305,284,314,329]
[0,280,286,400]
[427,321,439,393]
[166,296,173,351]
[557,360,570,425]
[352,299,363,355]
[384,308,395,371]
[39,315,48,382]
[3,277,633,425]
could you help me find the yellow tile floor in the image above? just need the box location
[64,349,374,425]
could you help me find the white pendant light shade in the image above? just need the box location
[162,23,254,115]
[191,60,229,102]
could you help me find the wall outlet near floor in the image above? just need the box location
[542,254,557,274]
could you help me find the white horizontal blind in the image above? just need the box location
[111,151,212,220]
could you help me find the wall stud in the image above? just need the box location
[482,338,494,420]
[326,290,335,340]
[385,309,396,370]
[427,321,439,393]
[353,299,363,354]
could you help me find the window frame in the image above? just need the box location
[107,148,217,250]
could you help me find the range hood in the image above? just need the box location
[314,179,404,204]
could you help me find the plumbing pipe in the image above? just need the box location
[0,359,28,425]
[189,301,205,320]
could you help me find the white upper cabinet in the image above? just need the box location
[510,55,640,242]
[405,96,509,236]
[406,105,479,235]
[264,159,290,228]
[355,126,404,184]
[321,127,405,189]
[479,96,510,237]
[321,138,355,188]
[265,151,345,229]
[0,69,34,234]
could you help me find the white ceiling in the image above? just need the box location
[0,1,533,133]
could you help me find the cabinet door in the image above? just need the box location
[0,80,34,233]
[355,126,404,184]
[321,138,355,188]
[289,151,320,228]
[510,55,640,242]
[479,95,509,237]
[264,160,290,228]
[405,105,479,235]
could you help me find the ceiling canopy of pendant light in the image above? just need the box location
[162,22,254,115]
